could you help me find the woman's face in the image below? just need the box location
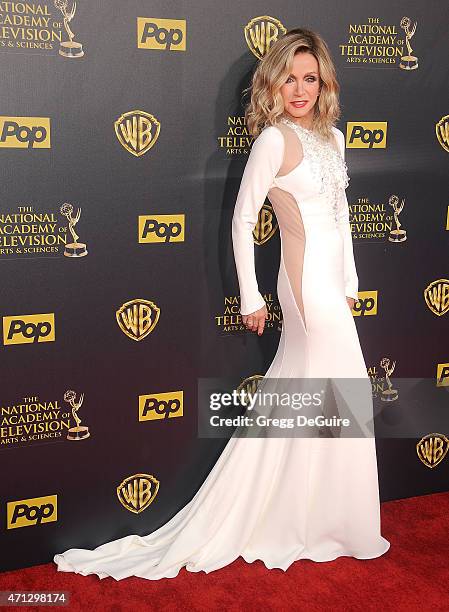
[280,51,321,127]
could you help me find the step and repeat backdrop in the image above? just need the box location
[1,1,448,572]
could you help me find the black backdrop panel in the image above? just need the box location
[0,0,448,572]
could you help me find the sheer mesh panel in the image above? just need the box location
[268,187,307,331]
[275,122,303,177]
[274,121,340,178]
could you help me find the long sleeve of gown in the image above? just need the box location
[231,126,284,315]
[335,129,359,301]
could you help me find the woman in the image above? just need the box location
[53,28,390,580]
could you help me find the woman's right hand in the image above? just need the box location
[242,304,268,336]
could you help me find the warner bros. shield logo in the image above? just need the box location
[114,110,161,157]
[244,16,287,59]
[253,201,278,245]
[416,434,449,468]
[116,298,160,341]
[436,115,449,153]
[423,279,449,316]
[117,473,160,513]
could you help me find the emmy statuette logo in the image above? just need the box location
[416,434,449,468]
[114,110,161,157]
[60,203,88,257]
[388,195,407,242]
[399,16,418,70]
[54,0,84,58]
[117,474,160,513]
[64,389,90,440]
[379,357,398,402]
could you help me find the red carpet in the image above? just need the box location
[1,491,448,611]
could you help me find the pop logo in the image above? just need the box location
[346,122,387,149]
[7,495,57,529]
[139,391,184,421]
[2,313,55,345]
[138,214,185,243]
[137,18,186,51]
[0,116,51,149]
[351,291,378,317]
[436,363,449,387]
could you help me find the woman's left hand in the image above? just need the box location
[346,296,356,311]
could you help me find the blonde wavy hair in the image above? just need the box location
[243,28,341,140]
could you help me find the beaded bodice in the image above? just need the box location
[279,116,350,220]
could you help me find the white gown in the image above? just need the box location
[53,116,390,580]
